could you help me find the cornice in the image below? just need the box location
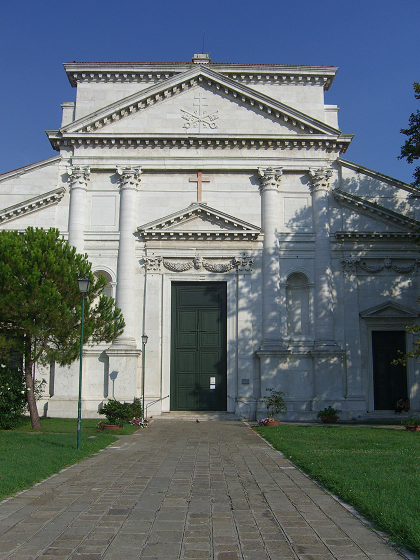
[333,188,420,231]
[58,67,341,138]
[64,62,337,90]
[0,156,61,183]
[47,132,351,155]
[0,187,65,225]
[338,158,420,195]
[335,231,418,241]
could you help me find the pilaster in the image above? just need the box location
[113,166,142,347]
[258,167,286,351]
[67,165,90,254]
[308,167,337,348]
[341,258,364,404]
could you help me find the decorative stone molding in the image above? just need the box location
[0,187,66,225]
[143,256,162,271]
[341,258,360,274]
[202,261,235,273]
[258,167,283,192]
[117,166,142,189]
[308,168,333,192]
[64,61,337,90]
[163,261,193,272]
[341,257,419,275]
[234,256,254,271]
[49,135,350,154]
[335,231,418,240]
[67,165,90,189]
[157,255,253,274]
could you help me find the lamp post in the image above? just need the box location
[141,333,148,419]
[77,277,91,450]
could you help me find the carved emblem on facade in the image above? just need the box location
[181,92,218,131]
[143,256,162,271]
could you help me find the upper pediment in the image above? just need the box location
[58,66,341,138]
[137,202,261,241]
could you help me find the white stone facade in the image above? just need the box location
[1,54,419,420]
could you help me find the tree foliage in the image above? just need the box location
[0,227,125,428]
[399,82,420,187]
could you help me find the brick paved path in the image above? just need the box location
[0,420,412,560]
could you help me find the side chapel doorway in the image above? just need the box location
[372,330,407,410]
[170,282,227,411]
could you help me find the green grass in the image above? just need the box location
[0,418,139,501]
[255,425,420,555]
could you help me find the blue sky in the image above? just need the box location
[1,0,419,183]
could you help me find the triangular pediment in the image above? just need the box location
[137,202,261,241]
[360,301,420,319]
[58,66,340,138]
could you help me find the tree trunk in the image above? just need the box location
[24,336,42,429]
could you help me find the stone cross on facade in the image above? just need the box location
[189,171,210,202]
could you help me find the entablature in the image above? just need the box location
[47,132,351,154]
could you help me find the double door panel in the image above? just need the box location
[171,283,227,411]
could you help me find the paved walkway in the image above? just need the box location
[0,420,414,560]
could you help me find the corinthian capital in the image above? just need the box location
[67,166,90,189]
[308,168,333,192]
[117,166,142,189]
[258,167,283,192]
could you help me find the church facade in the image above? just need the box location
[1,54,419,420]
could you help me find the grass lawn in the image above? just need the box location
[0,417,139,501]
[255,425,420,555]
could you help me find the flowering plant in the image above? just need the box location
[131,417,149,428]
[258,418,279,426]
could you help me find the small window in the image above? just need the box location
[286,273,310,336]
[94,271,113,299]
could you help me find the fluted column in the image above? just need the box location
[114,166,142,346]
[67,166,90,254]
[309,168,336,347]
[258,167,285,350]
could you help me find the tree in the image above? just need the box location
[399,82,420,187]
[0,227,125,428]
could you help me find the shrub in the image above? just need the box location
[98,398,138,426]
[131,397,143,419]
[0,365,27,429]
[317,406,342,419]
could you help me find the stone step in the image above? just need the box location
[150,411,242,421]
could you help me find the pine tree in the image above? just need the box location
[399,82,420,187]
[0,227,125,428]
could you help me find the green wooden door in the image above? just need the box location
[171,282,227,411]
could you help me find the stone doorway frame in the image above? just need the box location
[161,272,238,413]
